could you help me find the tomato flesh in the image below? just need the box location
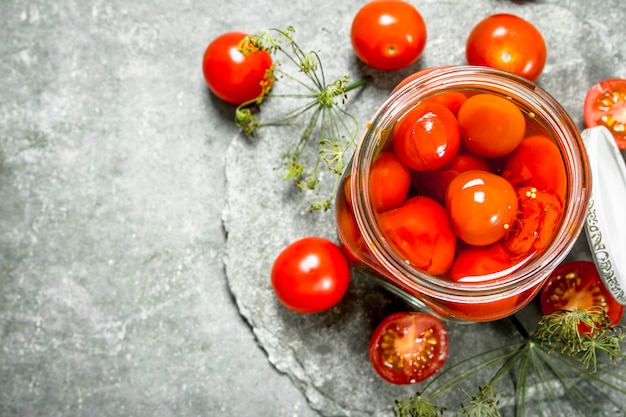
[271,237,350,313]
[369,312,448,384]
[503,186,563,257]
[540,261,624,329]
[584,78,626,149]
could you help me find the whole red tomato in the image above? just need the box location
[466,14,546,81]
[502,135,568,203]
[379,196,456,275]
[457,93,525,158]
[540,261,624,331]
[583,78,626,149]
[392,102,461,171]
[446,170,518,246]
[351,0,427,70]
[202,32,273,105]
[271,237,350,313]
[369,312,448,384]
[368,152,411,212]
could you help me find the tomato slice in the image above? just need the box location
[369,312,448,384]
[540,261,624,329]
[583,78,626,150]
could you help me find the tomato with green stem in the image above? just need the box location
[583,78,626,150]
[202,32,273,105]
[540,261,624,330]
[392,102,461,171]
[379,196,456,275]
[271,237,350,313]
[369,312,448,384]
[466,14,547,81]
[446,170,519,246]
[457,93,526,158]
[351,0,427,70]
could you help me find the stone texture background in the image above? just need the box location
[1,1,625,417]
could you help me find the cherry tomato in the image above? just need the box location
[392,102,461,171]
[411,152,489,203]
[379,196,456,275]
[457,93,525,158]
[446,170,519,246]
[369,151,411,212]
[448,242,520,282]
[271,237,350,313]
[466,14,547,81]
[503,186,563,257]
[583,78,626,149]
[351,0,427,70]
[202,32,274,105]
[540,261,624,329]
[502,135,567,203]
[369,312,448,384]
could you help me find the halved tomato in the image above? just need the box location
[540,260,624,329]
[369,312,448,384]
[583,78,626,150]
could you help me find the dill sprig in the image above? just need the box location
[235,27,368,211]
[393,309,626,417]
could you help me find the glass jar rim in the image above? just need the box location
[350,66,592,301]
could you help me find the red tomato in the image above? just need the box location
[412,153,490,203]
[379,196,456,275]
[457,93,526,157]
[502,135,567,203]
[448,242,520,282]
[351,0,427,70]
[503,186,563,257]
[583,78,626,150]
[369,152,411,212]
[466,14,547,81]
[271,237,350,313]
[446,170,519,246]
[392,102,461,171]
[369,312,448,384]
[540,261,624,329]
[202,32,274,105]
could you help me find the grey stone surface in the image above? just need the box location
[223,0,626,416]
[1,1,624,417]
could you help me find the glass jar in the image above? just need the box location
[335,66,592,322]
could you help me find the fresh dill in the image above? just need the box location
[235,26,368,211]
[394,308,626,417]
